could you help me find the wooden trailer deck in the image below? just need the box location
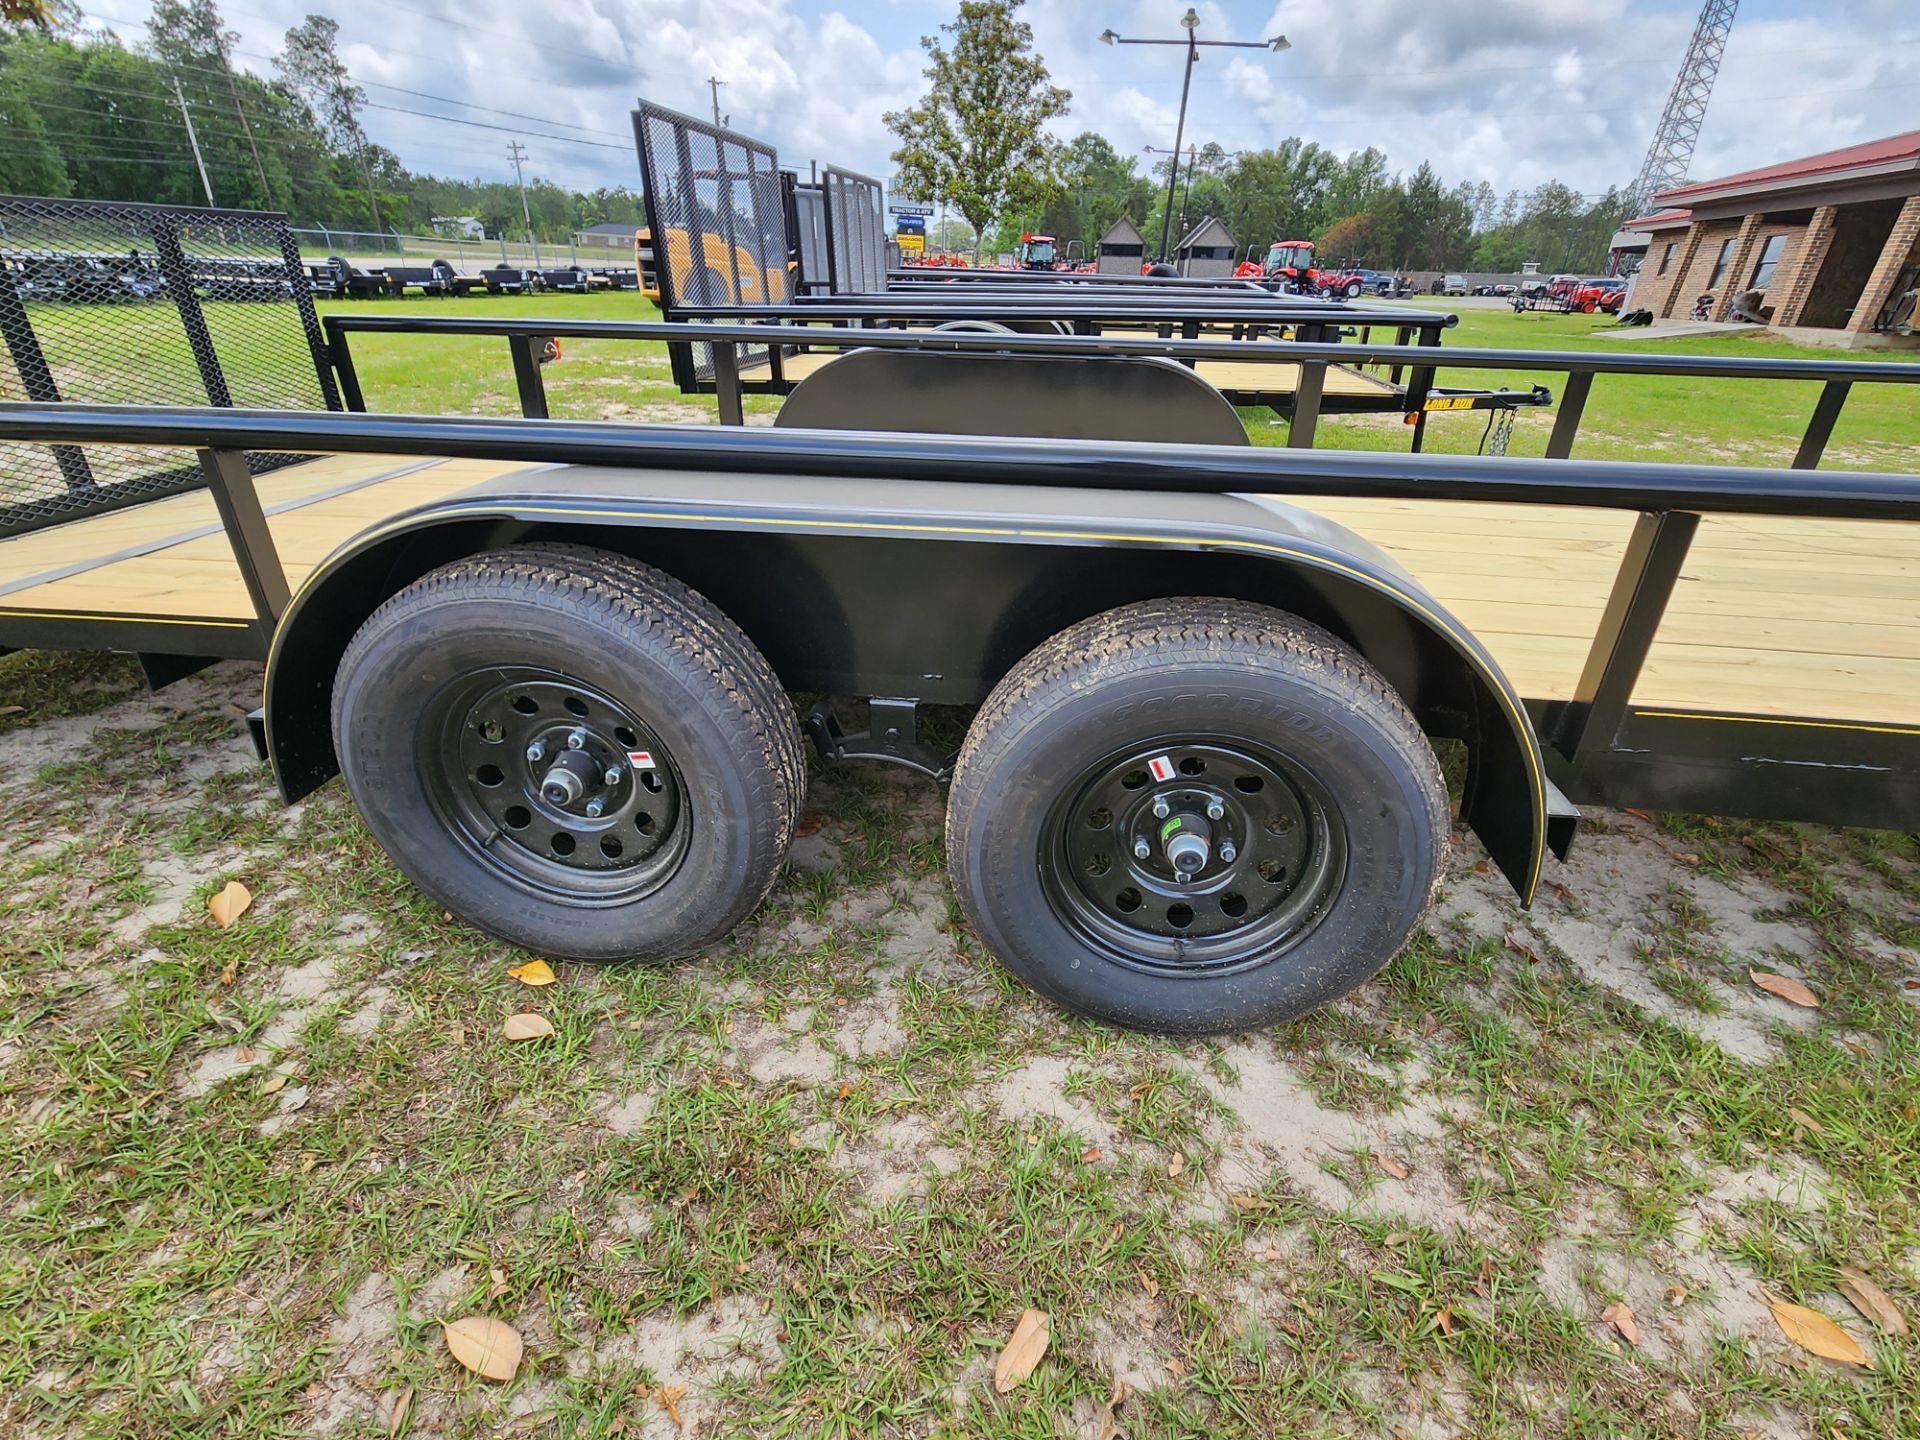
[0,453,1913,727]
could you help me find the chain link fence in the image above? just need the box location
[0,195,336,539]
[290,228,593,273]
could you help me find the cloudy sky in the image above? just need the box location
[81,0,1920,204]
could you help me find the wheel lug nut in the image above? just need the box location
[1220,841,1237,863]
[526,740,545,763]
[1133,837,1150,860]
[565,728,587,750]
[603,766,623,786]
[1152,796,1170,819]
[585,795,606,818]
[1206,797,1225,820]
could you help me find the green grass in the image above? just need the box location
[1,653,1916,1438]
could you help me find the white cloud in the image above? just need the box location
[80,0,1920,209]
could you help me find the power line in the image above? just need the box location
[362,100,628,151]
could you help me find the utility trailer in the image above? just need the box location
[628,103,1546,445]
[4,192,1919,1034]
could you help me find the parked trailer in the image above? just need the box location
[0,366,1916,1032]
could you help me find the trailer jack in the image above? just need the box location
[804,698,954,782]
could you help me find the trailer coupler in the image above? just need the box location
[804,698,954,783]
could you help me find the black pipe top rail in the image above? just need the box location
[4,403,1913,521]
[664,298,1455,326]
[886,268,1273,289]
[317,314,1920,385]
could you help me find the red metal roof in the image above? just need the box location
[1622,207,1692,231]
[1655,129,1920,204]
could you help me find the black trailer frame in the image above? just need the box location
[0,401,1914,857]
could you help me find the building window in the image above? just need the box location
[1707,237,1735,289]
[1658,242,1676,275]
[1750,232,1788,289]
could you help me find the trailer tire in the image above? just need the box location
[332,543,805,963]
[946,598,1447,1034]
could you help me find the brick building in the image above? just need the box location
[1619,129,1920,346]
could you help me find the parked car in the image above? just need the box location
[1492,283,1517,297]
[1571,277,1628,313]
[1545,274,1584,302]
[1437,274,1469,297]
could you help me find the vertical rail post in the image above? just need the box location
[1288,362,1325,449]
[713,341,744,425]
[324,318,367,412]
[1545,370,1593,459]
[1552,509,1700,764]
[198,447,291,631]
[1791,379,1849,470]
[507,335,549,419]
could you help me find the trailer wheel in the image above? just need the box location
[332,544,804,962]
[946,599,1447,1034]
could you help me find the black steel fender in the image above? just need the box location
[264,465,1558,900]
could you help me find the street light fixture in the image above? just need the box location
[1097,14,1291,262]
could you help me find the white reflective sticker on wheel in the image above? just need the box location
[627,750,656,770]
[1148,754,1176,783]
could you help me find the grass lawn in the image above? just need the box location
[1,657,1917,1439]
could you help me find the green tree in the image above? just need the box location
[276,14,380,229]
[884,0,1070,263]
[148,0,272,203]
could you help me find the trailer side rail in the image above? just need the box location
[318,314,1920,469]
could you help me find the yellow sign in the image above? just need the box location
[898,234,925,257]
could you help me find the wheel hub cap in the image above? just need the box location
[423,669,688,904]
[1042,739,1347,975]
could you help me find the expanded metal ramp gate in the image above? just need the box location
[632,101,792,388]
[0,195,336,539]
[821,167,886,296]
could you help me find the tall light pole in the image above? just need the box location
[1100,10,1289,262]
[1143,144,1195,262]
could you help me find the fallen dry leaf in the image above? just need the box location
[386,1383,413,1438]
[1601,1301,1640,1346]
[1081,1146,1102,1163]
[208,880,252,929]
[1836,1266,1909,1336]
[656,1382,686,1429]
[1095,1377,1129,1440]
[1166,1152,1186,1179]
[502,1012,555,1042]
[0,705,24,717]
[1786,1106,1825,1136]
[1136,1267,1160,1299]
[1228,1192,1271,1212]
[1436,1307,1456,1337]
[259,1072,289,1097]
[1764,1291,1870,1367]
[1750,970,1820,1008]
[234,1046,257,1064]
[1164,1356,1188,1378]
[1374,1152,1411,1181]
[1622,807,1655,823]
[793,812,824,838]
[442,1315,523,1381]
[993,1308,1050,1394]
[506,959,556,987]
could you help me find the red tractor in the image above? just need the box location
[1235,239,1318,292]
[1016,233,1061,270]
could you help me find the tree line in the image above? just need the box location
[0,2,644,242]
[891,0,1633,274]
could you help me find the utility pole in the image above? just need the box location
[220,65,272,202]
[1100,10,1289,262]
[707,75,727,129]
[171,75,216,208]
[507,140,540,268]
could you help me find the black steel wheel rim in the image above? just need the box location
[421,667,688,904]
[1040,738,1347,976]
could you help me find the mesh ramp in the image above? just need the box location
[0,195,336,539]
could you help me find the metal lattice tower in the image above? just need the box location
[1624,0,1739,216]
